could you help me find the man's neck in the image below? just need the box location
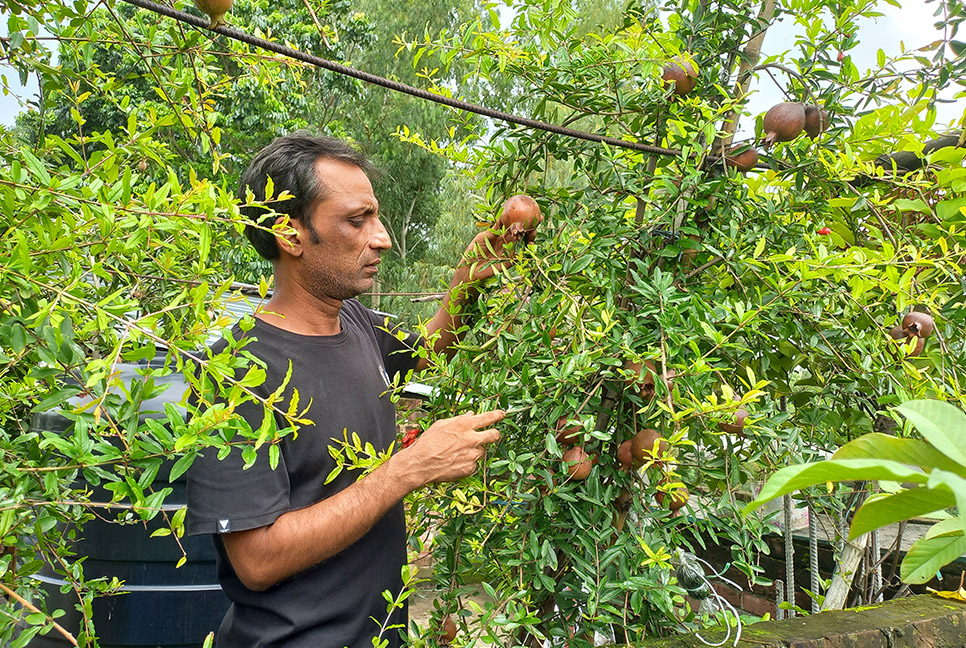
[256,278,344,337]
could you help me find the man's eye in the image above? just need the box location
[349,219,364,228]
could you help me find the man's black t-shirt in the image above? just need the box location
[187,299,420,648]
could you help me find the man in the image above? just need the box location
[187,133,537,647]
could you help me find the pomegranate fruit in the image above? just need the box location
[902,311,934,338]
[617,440,637,470]
[194,0,233,27]
[623,359,643,385]
[563,446,593,480]
[888,326,925,357]
[555,416,582,445]
[724,146,759,173]
[661,57,699,96]
[762,102,806,147]
[717,408,748,435]
[656,483,689,511]
[439,614,457,644]
[803,105,829,139]
[630,428,667,465]
[498,194,543,244]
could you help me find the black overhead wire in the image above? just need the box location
[120,0,684,158]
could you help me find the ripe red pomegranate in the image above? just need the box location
[630,428,667,465]
[888,326,925,357]
[902,311,934,338]
[563,446,593,480]
[656,483,689,511]
[194,0,233,27]
[555,416,582,445]
[661,57,699,96]
[499,194,543,244]
[617,440,637,470]
[725,146,759,173]
[762,102,806,147]
[439,614,457,644]
[717,408,748,435]
[803,105,829,139]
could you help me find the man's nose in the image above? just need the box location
[371,217,392,251]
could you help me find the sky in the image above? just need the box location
[0,1,961,130]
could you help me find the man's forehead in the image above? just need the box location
[313,157,377,207]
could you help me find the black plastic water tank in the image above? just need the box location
[28,350,230,647]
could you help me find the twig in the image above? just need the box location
[0,582,79,646]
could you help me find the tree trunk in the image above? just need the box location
[712,0,777,155]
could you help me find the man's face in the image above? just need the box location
[291,158,391,301]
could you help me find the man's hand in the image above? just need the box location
[399,409,504,485]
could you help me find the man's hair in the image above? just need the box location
[238,132,372,260]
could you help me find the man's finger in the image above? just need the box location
[477,428,501,446]
[471,409,505,428]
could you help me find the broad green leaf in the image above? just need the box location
[927,469,966,538]
[832,433,966,477]
[900,530,966,584]
[744,459,929,514]
[896,400,966,468]
[850,487,955,538]
[925,517,962,540]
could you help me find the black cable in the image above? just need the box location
[120,0,684,158]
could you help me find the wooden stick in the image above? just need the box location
[712,0,777,155]
[0,582,78,646]
[822,532,869,610]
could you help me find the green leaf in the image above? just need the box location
[832,433,966,477]
[850,487,956,538]
[168,452,196,482]
[900,529,966,584]
[743,459,929,515]
[895,400,966,468]
[927,469,966,538]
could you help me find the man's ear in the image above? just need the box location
[274,216,303,258]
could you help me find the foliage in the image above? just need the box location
[0,0,963,646]
[394,0,966,644]
[744,399,966,585]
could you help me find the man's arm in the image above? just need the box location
[417,195,542,371]
[221,409,503,592]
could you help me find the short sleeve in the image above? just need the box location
[186,400,291,536]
